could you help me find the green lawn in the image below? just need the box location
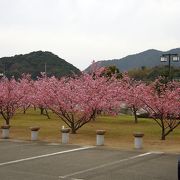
[1,109,180,152]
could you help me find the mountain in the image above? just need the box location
[0,51,81,79]
[85,48,180,72]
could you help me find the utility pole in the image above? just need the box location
[3,62,6,77]
[44,63,47,75]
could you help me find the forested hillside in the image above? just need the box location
[0,51,81,79]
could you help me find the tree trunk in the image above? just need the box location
[70,123,77,134]
[44,109,50,119]
[40,108,44,115]
[161,134,166,140]
[161,126,166,140]
[132,106,138,124]
[71,128,77,134]
[23,107,26,114]
[5,119,10,125]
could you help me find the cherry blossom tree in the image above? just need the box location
[34,72,120,134]
[139,78,180,140]
[118,75,145,123]
[0,77,25,125]
[18,74,34,114]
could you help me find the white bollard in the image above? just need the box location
[96,130,106,146]
[61,128,70,144]
[1,125,10,139]
[30,127,40,141]
[133,132,144,149]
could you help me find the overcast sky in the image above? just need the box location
[0,0,180,70]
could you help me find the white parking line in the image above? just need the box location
[0,146,94,167]
[59,151,163,179]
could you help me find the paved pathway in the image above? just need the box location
[0,140,178,180]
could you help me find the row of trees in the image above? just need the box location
[128,65,180,81]
[0,69,179,140]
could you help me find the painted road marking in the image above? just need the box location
[59,151,163,179]
[0,146,94,167]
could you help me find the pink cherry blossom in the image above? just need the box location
[0,77,24,125]
[138,78,180,140]
[34,71,121,133]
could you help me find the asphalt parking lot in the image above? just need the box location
[0,140,179,180]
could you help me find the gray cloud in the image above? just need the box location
[0,0,180,70]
